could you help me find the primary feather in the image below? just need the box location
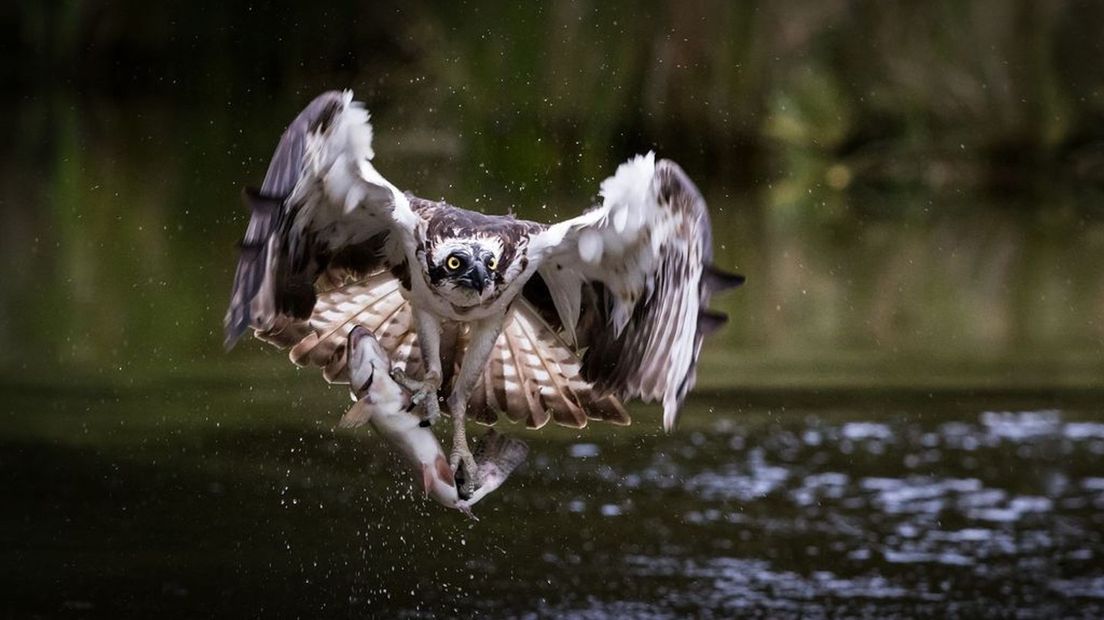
[530,153,744,431]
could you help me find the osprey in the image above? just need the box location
[225,90,743,496]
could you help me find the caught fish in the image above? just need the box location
[342,325,528,517]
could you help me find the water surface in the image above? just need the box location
[3,377,1103,617]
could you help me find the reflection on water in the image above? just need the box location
[528,405,1104,617]
[3,381,1102,617]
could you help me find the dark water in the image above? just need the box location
[4,379,1104,617]
[4,14,1104,613]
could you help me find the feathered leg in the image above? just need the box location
[396,308,444,426]
[447,316,504,497]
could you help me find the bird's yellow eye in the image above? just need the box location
[446,255,462,271]
[487,256,498,270]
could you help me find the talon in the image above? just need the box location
[449,451,462,478]
[389,368,418,393]
[389,368,441,426]
[417,398,439,423]
[420,390,441,426]
[456,501,478,521]
[450,445,482,499]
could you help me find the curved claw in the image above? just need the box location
[455,501,479,521]
[450,446,482,499]
[389,367,418,392]
[420,390,441,426]
[389,368,441,427]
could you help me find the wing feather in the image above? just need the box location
[472,301,628,429]
[259,271,417,384]
[498,323,546,428]
[529,154,743,431]
[489,341,510,412]
[225,90,419,349]
[511,307,587,428]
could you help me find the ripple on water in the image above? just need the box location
[841,422,894,441]
[623,555,927,609]
[569,443,601,458]
[860,476,982,515]
[1064,422,1104,440]
[1049,576,1104,599]
[551,409,1102,617]
[978,410,1061,441]
[685,460,789,502]
[1081,478,1104,492]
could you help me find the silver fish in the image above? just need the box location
[343,325,528,517]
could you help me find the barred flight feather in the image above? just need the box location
[530,154,743,432]
[255,271,629,429]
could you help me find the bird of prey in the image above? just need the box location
[225,90,743,496]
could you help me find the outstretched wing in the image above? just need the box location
[224,90,420,349]
[256,271,629,430]
[529,153,744,431]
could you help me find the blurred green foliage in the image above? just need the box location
[6,1,1104,184]
[2,1,1103,386]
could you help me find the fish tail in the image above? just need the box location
[475,430,529,478]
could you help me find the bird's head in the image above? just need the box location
[426,236,507,307]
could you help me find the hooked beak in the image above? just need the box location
[461,262,489,294]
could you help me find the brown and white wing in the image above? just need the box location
[255,270,427,384]
[467,300,629,430]
[224,90,420,349]
[529,153,744,431]
[258,271,629,429]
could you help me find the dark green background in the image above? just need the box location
[2,2,1103,617]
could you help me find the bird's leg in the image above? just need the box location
[389,367,441,426]
[447,316,504,498]
[393,308,445,427]
[447,399,478,498]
